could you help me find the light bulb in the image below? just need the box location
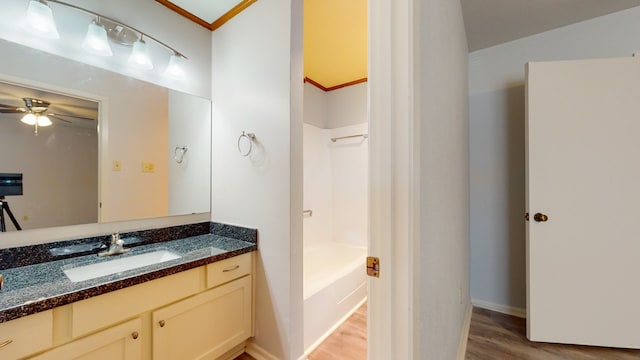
[37,115,52,126]
[21,113,37,125]
[82,20,112,56]
[23,0,60,39]
[128,39,153,70]
[164,54,186,79]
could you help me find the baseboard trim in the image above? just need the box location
[472,298,526,318]
[457,301,473,360]
[220,343,247,360]
[245,341,280,360]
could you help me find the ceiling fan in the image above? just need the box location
[0,98,95,134]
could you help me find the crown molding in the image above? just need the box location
[155,0,258,31]
[304,77,368,92]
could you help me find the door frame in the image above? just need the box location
[368,0,419,358]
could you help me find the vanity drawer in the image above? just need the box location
[71,268,200,338]
[207,252,252,288]
[0,310,53,359]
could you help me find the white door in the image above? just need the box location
[526,57,640,348]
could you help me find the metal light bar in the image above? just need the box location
[46,0,188,59]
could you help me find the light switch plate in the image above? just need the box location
[142,162,155,173]
[113,160,122,171]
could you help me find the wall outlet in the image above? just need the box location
[142,161,155,173]
[112,160,122,171]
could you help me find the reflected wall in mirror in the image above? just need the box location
[0,38,211,233]
[0,81,98,230]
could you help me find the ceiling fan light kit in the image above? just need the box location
[23,0,187,79]
[1,96,94,134]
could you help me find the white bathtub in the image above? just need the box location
[303,242,367,352]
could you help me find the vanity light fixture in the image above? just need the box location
[128,37,153,70]
[164,54,186,80]
[81,18,113,57]
[23,0,187,77]
[23,0,59,39]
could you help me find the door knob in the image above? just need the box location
[534,213,548,222]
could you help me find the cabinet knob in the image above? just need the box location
[159,320,166,327]
[131,332,139,340]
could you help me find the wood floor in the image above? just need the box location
[307,302,367,360]
[238,305,640,360]
[466,307,640,360]
[234,302,367,360]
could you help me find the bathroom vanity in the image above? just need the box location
[0,223,257,360]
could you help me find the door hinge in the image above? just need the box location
[367,256,380,278]
[525,212,529,221]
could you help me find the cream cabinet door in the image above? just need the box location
[153,275,252,360]
[29,318,142,360]
[0,311,52,360]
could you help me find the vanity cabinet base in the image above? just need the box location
[153,275,252,360]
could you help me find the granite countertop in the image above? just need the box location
[0,233,256,323]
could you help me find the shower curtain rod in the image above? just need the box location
[330,133,369,142]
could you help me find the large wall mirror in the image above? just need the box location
[0,39,211,233]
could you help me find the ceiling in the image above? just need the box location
[304,0,367,89]
[462,0,640,52]
[155,0,256,30]
[161,0,640,88]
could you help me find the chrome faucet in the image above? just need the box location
[98,233,131,257]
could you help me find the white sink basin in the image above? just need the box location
[63,250,181,282]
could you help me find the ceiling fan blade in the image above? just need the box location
[48,113,95,121]
[48,114,72,123]
[0,103,26,113]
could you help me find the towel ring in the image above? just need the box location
[238,131,256,157]
[174,145,188,164]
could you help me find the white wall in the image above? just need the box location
[0,0,211,247]
[303,82,367,129]
[302,124,332,248]
[211,0,304,358]
[302,122,368,249]
[303,82,368,249]
[303,83,327,128]
[168,91,211,216]
[329,123,368,247]
[326,83,367,129]
[469,6,640,311]
[419,0,470,358]
[0,119,97,230]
